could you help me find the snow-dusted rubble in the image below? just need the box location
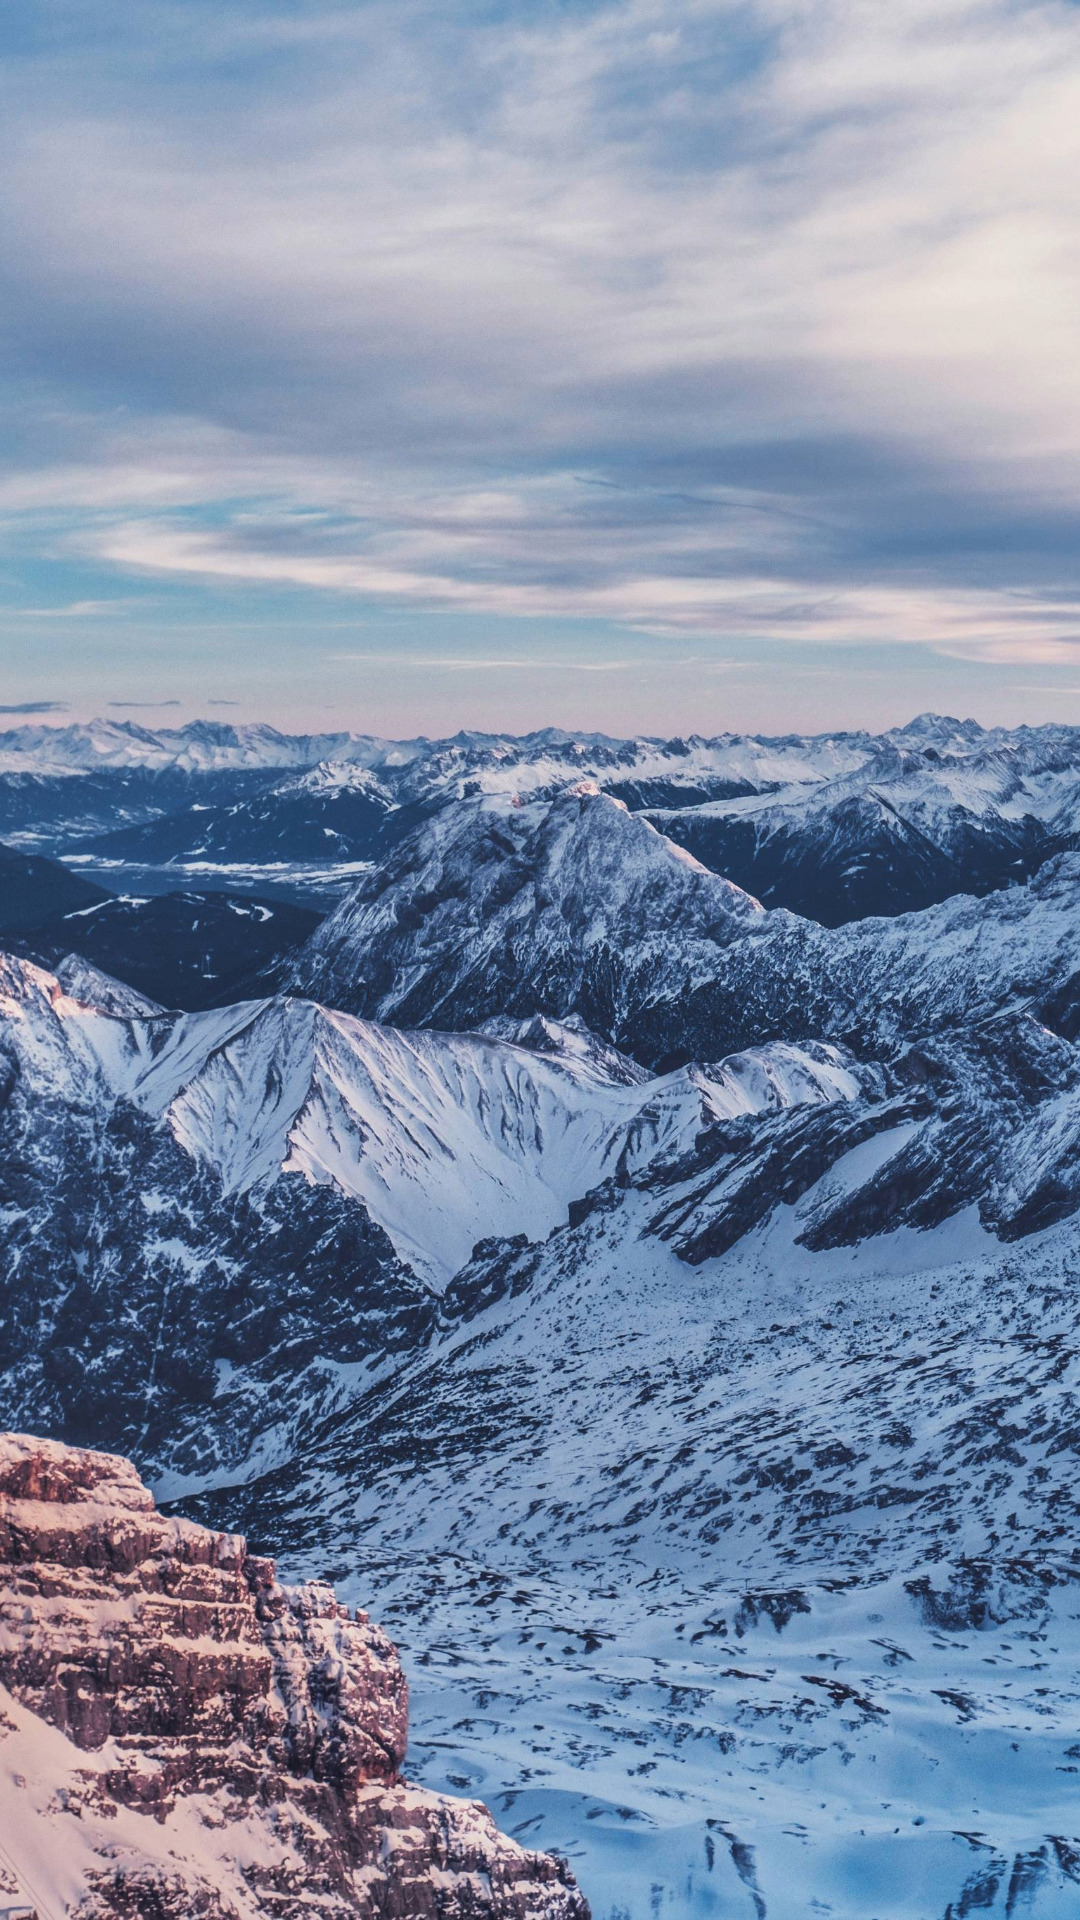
[192,1148,1080,1920]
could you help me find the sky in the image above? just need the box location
[3,0,1080,736]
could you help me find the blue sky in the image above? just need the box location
[3,0,1080,734]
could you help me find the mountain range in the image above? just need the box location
[6,715,1080,1916]
[3,711,1080,933]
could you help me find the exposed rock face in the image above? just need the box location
[0,1433,588,1920]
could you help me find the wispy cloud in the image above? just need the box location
[326,654,641,672]
[18,600,133,618]
[96,516,1080,656]
[0,700,68,714]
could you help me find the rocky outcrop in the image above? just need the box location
[0,1433,588,1920]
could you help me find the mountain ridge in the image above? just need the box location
[286,782,1080,1066]
[11,715,1080,945]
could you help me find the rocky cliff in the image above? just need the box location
[0,1433,588,1920]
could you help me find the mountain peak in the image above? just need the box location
[288,784,766,1035]
[894,711,985,743]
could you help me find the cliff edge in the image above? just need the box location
[0,1433,588,1920]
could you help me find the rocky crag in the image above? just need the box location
[0,1432,588,1920]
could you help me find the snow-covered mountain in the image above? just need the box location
[379,725,873,810]
[0,717,391,774]
[78,761,397,866]
[9,714,1080,939]
[286,782,1080,1066]
[0,717,866,783]
[0,952,865,1478]
[645,742,1063,923]
[0,763,287,853]
[0,955,430,1486]
[11,715,1080,1917]
[287,785,768,1044]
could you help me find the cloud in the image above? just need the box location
[93,509,1080,662]
[327,654,641,672]
[1,0,1080,669]
[14,601,134,618]
[108,698,182,708]
[0,700,68,714]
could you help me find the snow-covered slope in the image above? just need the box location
[185,1091,1080,1920]
[0,955,864,1289]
